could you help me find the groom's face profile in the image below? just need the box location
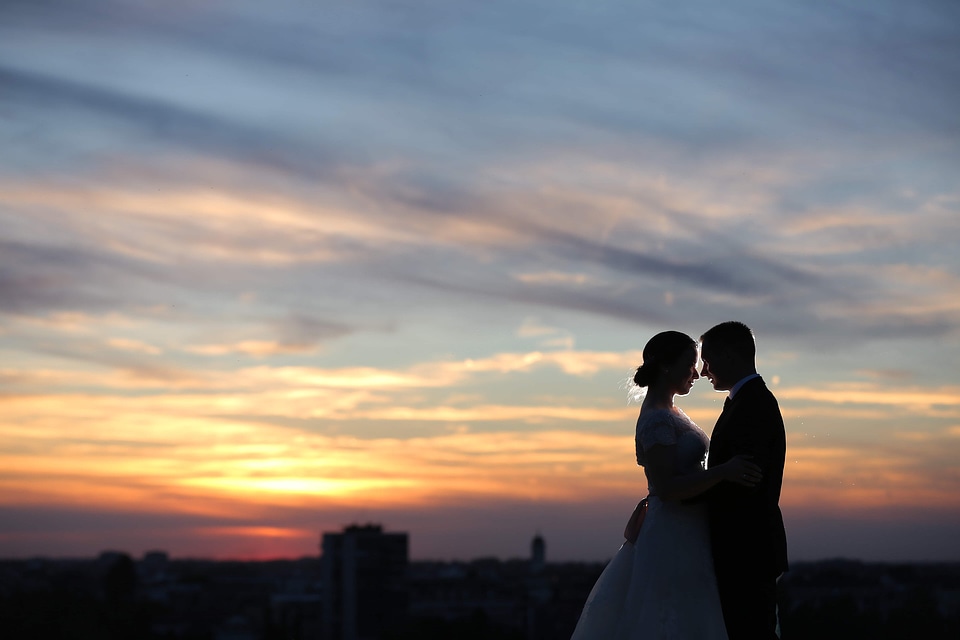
[699,342,733,392]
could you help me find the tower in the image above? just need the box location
[530,532,545,574]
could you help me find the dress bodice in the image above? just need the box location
[635,407,710,494]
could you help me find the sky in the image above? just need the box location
[1,0,959,563]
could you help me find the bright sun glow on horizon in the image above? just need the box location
[2,358,959,559]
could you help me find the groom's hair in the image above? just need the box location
[701,321,756,361]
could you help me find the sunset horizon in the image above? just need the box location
[2,1,959,567]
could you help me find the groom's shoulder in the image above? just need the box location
[756,377,779,399]
[741,378,782,410]
[740,376,770,397]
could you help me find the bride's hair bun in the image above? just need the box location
[633,362,655,387]
[632,331,696,388]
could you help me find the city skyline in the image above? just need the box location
[1,1,959,563]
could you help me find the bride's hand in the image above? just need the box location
[720,454,762,486]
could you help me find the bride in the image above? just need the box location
[571,331,761,640]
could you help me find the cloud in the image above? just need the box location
[516,317,565,338]
[186,341,316,357]
[0,63,356,181]
[181,315,352,357]
[778,383,960,411]
[514,272,596,286]
[354,405,631,424]
[2,0,959,562]
[0,239,147,315]
[106,338,162,355]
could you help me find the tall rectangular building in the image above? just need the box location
[321,524,408,640]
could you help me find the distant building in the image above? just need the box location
[140,550,169,581]
[320,524,409,640]
[531,533,546,574]
[526,533,552,639]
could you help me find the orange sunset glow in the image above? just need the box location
[2,0,959,565]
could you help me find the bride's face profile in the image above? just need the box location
[663,345,700,397]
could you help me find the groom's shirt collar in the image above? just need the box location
[728,373,761,399]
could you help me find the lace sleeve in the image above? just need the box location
[635,413,678,466]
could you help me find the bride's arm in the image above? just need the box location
[644,444,761,502]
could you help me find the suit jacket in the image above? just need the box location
[707,376,788,578]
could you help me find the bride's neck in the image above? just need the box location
[642,384,675,411]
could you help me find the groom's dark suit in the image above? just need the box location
[707,376,788,640]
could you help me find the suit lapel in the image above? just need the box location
[711,396,734,439]
[710,377,764,451]
[707,398,733,468]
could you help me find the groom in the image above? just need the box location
[700,321,788,640]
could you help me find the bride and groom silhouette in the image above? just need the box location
[572,321,788,640]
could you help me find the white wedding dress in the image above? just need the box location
[571,408,728,640]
